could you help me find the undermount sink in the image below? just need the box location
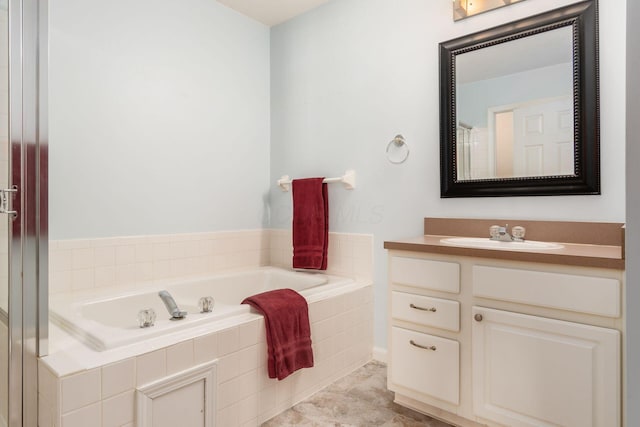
[440,237,564,251]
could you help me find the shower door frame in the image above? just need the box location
[7,0,48,426]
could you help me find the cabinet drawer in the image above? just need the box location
[390,327,459,405]
[391,291,460,331]
[473,265,620,317]
[391,257,460,293]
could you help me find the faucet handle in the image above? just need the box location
[489,225,501,239]
[512,226,526,241]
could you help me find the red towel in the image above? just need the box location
[241,289,314,380]
[292,178,328,270]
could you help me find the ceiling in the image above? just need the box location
[216,0,332,26]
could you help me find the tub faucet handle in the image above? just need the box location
[138,308,156,328]
[198,296,215,313]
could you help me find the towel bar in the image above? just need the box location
[277,170,356,192]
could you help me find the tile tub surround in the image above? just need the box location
[48,230,272,294]
[38,284,374,427]
[270,229,373,281]
[49,229,373,293]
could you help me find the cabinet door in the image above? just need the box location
[391,327,459,405]
[472,307,620,427]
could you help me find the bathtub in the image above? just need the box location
[50,267,355,351]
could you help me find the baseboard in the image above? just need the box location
[372,347,387,363]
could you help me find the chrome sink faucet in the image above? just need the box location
[489,224,526,242]
[158,290,187,319]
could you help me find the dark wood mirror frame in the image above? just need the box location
[439,0,599,198]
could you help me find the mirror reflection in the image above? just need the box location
[455,26,574,181]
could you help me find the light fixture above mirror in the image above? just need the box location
[453,0,526,21]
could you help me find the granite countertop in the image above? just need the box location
[384,234,624,270]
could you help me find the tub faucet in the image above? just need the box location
[158,290,187,319]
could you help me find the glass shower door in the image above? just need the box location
[0,1,9,425]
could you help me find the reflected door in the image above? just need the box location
[512,96,574,177]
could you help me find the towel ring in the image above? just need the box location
[386,134,410,164]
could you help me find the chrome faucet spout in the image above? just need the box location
[158,290,187,319]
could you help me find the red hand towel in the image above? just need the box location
[242,289,314,380]
[292,178,328,270]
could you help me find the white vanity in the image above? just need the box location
[385,218,625,427]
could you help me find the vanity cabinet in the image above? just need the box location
[386,252,624,427]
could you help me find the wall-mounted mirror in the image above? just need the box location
[440,0,599,197]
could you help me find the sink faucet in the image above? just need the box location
[489,224,526,242]
[158,290,187,319]
[490,224,514,242]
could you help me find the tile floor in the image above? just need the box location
[262,361,453,426]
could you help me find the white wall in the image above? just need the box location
[270,0,627,350]
[626,0,639,425]
[49,0,270,239]
[458,63,572,127]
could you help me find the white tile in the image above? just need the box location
[238,318,264,348]
[115,264,137,285]
[152,242,172,260]
[194,332,218,365]
[50,249,73,272]
[116,245,136,265]
[57,239,91,250]
[71,247,94,270]
[135,243,153,263]
[152,260,171,280]
[258,384,277,417]
[218,327,240,356]
[238,393,259,424]
[70,268,94,291]
[237,370,260,400]
[275,378,293,406]
[311,317,337,342]
[136,349,166,386]
[61,402,100,427]
[217,402,240,427]
[170,258,189,277]
[38,361,60,409]
[136,262,154,282]
[166,340,194,375]
[93,245,116,267]
[38,393,55,427]
[90,237,119,248]
[61,368,101,413]
[171,240,200,259]
[238,345,260,375]
[101,358,135,399]
[218,378,241,409]
[217,353,240,384]
[101,390,135,427]
[198,239,216,256]
[49,270,72,294]
[94,266,116,288]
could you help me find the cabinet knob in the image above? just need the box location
[474,313,483,322]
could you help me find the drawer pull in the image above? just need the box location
[410,303,437,312]
[474,313,483,322]
[410,340,437,351]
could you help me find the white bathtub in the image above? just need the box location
[50,267,354,351]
